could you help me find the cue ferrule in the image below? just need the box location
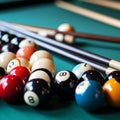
[109,60,120,70]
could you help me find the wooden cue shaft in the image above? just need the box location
[0,23,115,75]
[1,20,120,71]
[55,0,120,28]
[13,23,120,43]
[81,0,120,11]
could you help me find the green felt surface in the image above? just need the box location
[0,0,120,120]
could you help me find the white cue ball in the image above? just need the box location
[30,50,53,65]
[0,52,16,69]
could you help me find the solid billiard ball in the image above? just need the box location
[75,80,106,111]
[30,50,53,65]
[80,70,105,85]
[16,46,37,60]
[31,58,56,76]
[105,71,120,82]
[24,78,51,108]
[103,78,120,108]
[52,70,79,100]
[0,51,16,69]
[28,68,52,84]
[0,74,24,104]
[72,63,94,79]
[19,39,38,49]
[1,43,19,53]
[9,66,30,83]
[7,57,31,73]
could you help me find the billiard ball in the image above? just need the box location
[105,71,120,82]
[9,66,30,83]
[10,36,24,45]
[19,39,38,49]
[103,78,120,108]
[24,78,51,108]
[0,51,16,69]
[55,23,75,44]
[75,80,106,111]
[7,57,31,73]
[0,67,6,79]
[52,70,79,100]
[16,46,37,60]
[31,58,56,76]
[1,43,19,53]
[80,70,105,85]
[0,74,24,104]
[28,68,52,84]
[72,63,94,79]
[30,50,53,65]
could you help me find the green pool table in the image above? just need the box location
[0,0,120,120]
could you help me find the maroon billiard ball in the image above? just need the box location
[0,74,25,104]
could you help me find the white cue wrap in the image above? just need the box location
[105,67,116,75]
[109,60,120,70]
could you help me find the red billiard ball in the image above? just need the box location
[0,74,24,104]
[9,66,30,83]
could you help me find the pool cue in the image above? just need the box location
[55,0,120,29]
[13,23,120,43]
[0,20,120,71]
[81,0,120,11]
[0,22,116,75]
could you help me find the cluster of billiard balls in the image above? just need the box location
[0,30,120,112]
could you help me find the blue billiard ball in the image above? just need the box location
[75,80,106,111]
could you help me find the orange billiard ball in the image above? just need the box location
[16,46,37,60]
[103,78,120,108]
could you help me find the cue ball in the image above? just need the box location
[72,63,94,79]
[75,80,106,111]
[52,70,79,99]
[0,51,16,69]
[24,79,51,108]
